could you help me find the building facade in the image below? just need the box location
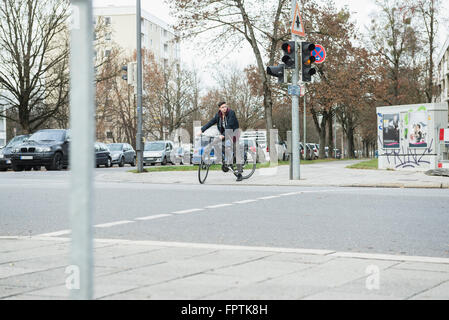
[93,5,181,143]
[93,5,180,68]
[435,36,449,104]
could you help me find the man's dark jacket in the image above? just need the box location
[201,108,239,135]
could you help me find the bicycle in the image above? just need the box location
[198,135,257,184]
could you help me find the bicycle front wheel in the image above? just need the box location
[198,158,210,184]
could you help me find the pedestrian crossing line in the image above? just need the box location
[134,214,172,221]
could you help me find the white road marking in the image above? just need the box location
[258,195,281,200]
[94,220,135,228]
[205,204,233,209]
[134,214,172,221]
[36,230,72,237]
[233,199,258,204]
[172,208,204,214]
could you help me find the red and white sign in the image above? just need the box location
[291,2,306,37]
[311,44,326,64]
[439,129,449,142]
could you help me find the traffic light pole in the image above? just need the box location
[290,0,301,180]
[136,0,143,173]
[291,37,301,180]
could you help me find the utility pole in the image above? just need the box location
[303,85,306,159]
[136,0,144,172]
[69,0,94,300]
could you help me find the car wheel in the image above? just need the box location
[119,157,125,167]
[12,164,24,172]
[161,157,167,165]
[33,166,41,171]
[49,152,63,171]
[131,157,136,167]
[0,167,7,172]
[106,157,112,168]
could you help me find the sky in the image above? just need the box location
[93,0,448,88]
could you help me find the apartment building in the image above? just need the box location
[93,5,180,68]
[435,35,449,105]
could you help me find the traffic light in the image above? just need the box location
[281,41,296,69]
[301,42,316,82]
[121,65,128,81]
[121,62,137,86]
[267,64,286,84]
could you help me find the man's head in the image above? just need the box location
[218,101,227,113]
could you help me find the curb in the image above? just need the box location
[3,236,449,265]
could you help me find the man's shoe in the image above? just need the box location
[236,174,243,182]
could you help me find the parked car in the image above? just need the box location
[10,129,70,171]
[95,142,112,168]
[107,143,136,167]
[241,138,268,163]
[307,143,319,160]
[143,140,175,166]
[0,135,31,171]
[174,146,190,165]
[276,141,288,161]
[324,147,341,159]
[192,136,216,165]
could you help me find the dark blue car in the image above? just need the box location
[0,135,31,171]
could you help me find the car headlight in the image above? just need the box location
[36,147,51,152]
[12,148,20,153]
[0,154,3,159]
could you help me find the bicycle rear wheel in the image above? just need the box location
[235,149,257,180]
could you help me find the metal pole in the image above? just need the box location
[136,0,144,172]
[291,0,300,180]
[69,0,94,300]
[303,86,306,158]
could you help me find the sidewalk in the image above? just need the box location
[95,160,449,189]
[1,236,449,300]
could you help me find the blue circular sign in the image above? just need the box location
[311,44,326,64]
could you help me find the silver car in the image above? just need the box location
[143,140,175,166]
[107,143,136,167]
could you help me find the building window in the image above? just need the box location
[105,17,111,25]
[105,50,111,58]
[106,131,113,139]
[164,44,168,53]
[105,33,111,41]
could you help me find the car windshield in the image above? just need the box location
[145,142,165,151]
[7,135,29,147]
[108,144,124,151]
[28,130,64,142]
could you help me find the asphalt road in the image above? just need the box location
[1,167,449,258]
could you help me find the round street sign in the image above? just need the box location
[311,44,326,64]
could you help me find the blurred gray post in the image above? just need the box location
[136,0,144,172]
[291,0,300,180]
[303,86,306,155]
[69,0,94,300]
[287,131,292,180]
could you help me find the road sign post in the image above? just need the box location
[69,0,94,300]
[290,0,302,180]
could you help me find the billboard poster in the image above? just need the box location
[408,111,428,148]
[382,114,400,149]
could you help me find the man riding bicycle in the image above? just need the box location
[197,101,243,182]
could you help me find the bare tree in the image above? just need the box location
[0,0,70,133]
[170,0,292,152]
